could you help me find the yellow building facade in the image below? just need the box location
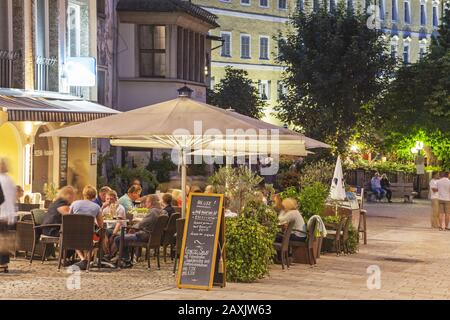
[193,0,445,124]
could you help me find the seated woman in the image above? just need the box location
[276,198,307,242]
[42,186,76,237]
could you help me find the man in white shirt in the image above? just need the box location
[429,172,440,228]
[436,172,450,230]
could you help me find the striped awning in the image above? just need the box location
[0,88,119,123]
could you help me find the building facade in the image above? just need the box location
[0,0,117,199]
[192,0,445,124]
[98,0,220,112]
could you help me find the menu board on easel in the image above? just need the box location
[59,138,68,187]
[177,193,225,290]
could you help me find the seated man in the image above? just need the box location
[371,172,386,201]
[101,190,126,257]
[115,194,167,268]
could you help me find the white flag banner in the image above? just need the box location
[330,156,346,201]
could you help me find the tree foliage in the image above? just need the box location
[378,7,450,169]
[207,67,266,119]
[276,5,396,154]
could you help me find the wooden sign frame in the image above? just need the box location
[177,193,225,290]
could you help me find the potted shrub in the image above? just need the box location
[43,183,58,208]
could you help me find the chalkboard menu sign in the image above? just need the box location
[59,138,68,187]
[177,193,224,290]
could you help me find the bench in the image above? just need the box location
[390,183,417,203]
[363,182,417,203]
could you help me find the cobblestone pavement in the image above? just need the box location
[1,199,449,300]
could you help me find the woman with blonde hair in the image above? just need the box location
[41,186,76,237]
[276,198,307,242]
[0,158,17,272]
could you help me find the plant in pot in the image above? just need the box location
[43,183,58,208]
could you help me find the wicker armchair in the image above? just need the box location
[162,213,181,263]
[118,215,169,270]
[173,218,186,274]
[57,215,99,272]
[273,221,294,270]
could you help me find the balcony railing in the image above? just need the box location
[0,50,21,88]
[34,56,57,91]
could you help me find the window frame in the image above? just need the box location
[240,34,251,59]
[259,36,270,60]
[137,24,167,78]
[259,0,269,9]
[391,0,398,22]
[404,0,411,25]
[220,31,232,57]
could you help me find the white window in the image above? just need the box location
[347,0,353,9]
[329,0,336,11]
[418,43,427,60]
[390,37,398,59]
[313,0,320,11]
[260,0,269,8]
[35,0,48,58]
[67,3,81,57]
[259,36,269,60]
[403,43,410,64]
[277,80,287,100]
[258,80,271,100]
[241,0,251,5]
[278,0,287,9]
[404,1,411,24]
[220,32,232,57]
[379,0,385,20]
[297,0,304,11]
[420,3,426,26]
[432,3,439,27]
[392,0,398,22]
[241,34,251,59]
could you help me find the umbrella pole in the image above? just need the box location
[181,149,187,218]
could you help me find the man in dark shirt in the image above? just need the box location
[161,193,176,217]
[115,195,167,266]
[93,186,112,207]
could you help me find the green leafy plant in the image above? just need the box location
[112,166,158,195]
[209,166,263,214]
[279,186,301,204]
[242,200,279,241]
[298,182,329,220]
[299,160,334,189]
[277,171,301,191]
[43,183,58,201]
[225,216,275,282]
[146,152,177,183]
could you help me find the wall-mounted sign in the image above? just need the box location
[59,138,69,187]
[65,57,97,87]
[177,193,225,290]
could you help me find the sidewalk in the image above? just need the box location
[131,199,450,300]
[2,199,449,300]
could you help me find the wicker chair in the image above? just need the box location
[172,218,186,274]
[290,218,318,266]
[57,215,98,272]
[29,209,61,264]
[18,203,40,212]
[325,215,350,255]
[14,220,34,259]
[118,215,169,270]
[162,213,181,263]
[273,222,294,270]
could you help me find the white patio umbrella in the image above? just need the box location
[330,156,347,201]
[43,91,328,216]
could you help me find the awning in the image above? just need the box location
[0,88,119,123]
